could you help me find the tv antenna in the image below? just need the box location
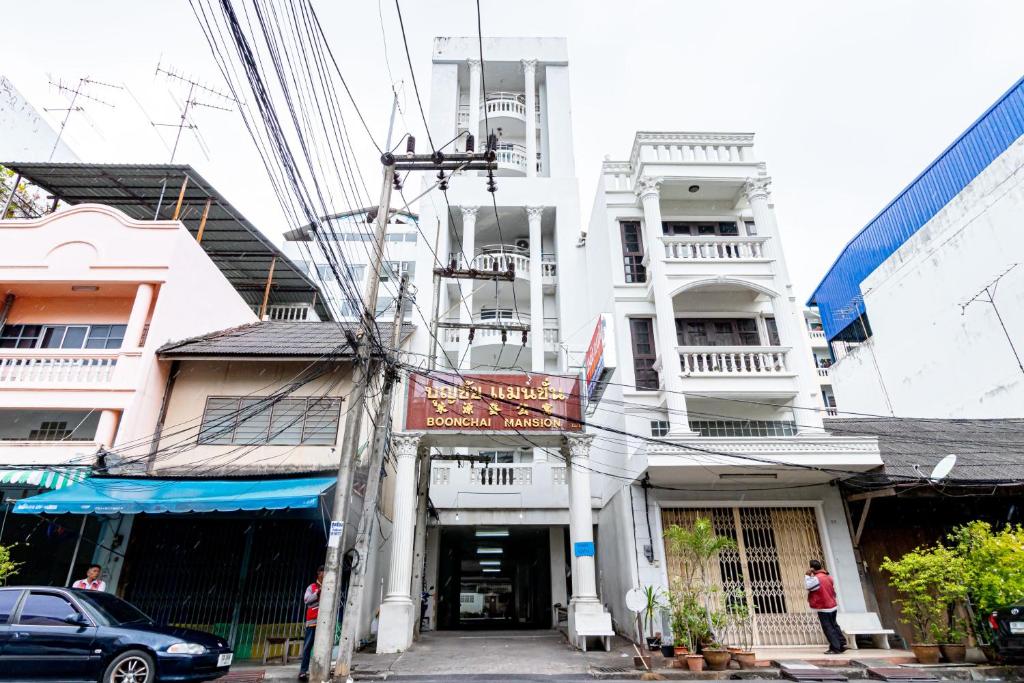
[960,263,1023,376]
[44,76,123,160]
[153,60,236,163]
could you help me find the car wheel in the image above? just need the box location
[102,649,155,683]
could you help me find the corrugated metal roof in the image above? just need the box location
[808,75,1024,341]
[2,162,332,322]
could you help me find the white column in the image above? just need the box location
[124,283,155,349]
[549,526,568,611]
[564,434,613,648]
[96,409,120,448]
[636,178,691,434]
[467,59,482,142]
[745,177,824,432]
[457,206,478,370]
[376,433,422,653]
[523,59,537,178]
[527,206,544,371]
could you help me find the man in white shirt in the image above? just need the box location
[71,564,107,592]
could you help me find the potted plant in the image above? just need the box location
[664,518,737,671]
[725,596,756,669]
[640,585,665,650]
[881,544,967,664]
[938,616,967,663]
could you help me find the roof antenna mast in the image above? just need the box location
[44,76,123,161]
[153,60,236,163]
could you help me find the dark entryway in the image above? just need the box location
[437,526,551,630]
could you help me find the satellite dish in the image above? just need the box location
[929,454,957,481]
[625,588,646,612]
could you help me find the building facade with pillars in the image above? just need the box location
[374,37,614,652]
[0,203,258,584]
[583,132,884,647]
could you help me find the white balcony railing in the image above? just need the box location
[484,92,527,118]
[441,320,559,352]
[262,304,320,321]
[469,465,533,486]
[809,329,826,340]
[541,255,557,279]
[679,346,790,375]
[0,353,119,384]
[817,367,831,378]
[663,236,768,260]
[472,250,530,276]
[494,143,528,173]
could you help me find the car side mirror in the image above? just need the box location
[64,613,88,626]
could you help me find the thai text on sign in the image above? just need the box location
[405,372,583,432]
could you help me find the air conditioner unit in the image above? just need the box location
[514,238,530,251]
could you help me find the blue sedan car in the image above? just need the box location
[0,587,233,682]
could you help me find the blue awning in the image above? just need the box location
[12,476,335,515]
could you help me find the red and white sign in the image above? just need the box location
[405,372,583,432]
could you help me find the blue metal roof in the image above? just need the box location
[12,476,334,515]
[809,75,1024,341]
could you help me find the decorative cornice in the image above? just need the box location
[521,59,537,75]
[525,206,544,221]
[459,205,480,219]
[635,176,662,201]
[644,435,880,456]
[744,176,772,203]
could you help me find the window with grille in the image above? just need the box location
[650,420,670,437]
[629,318,659,391]
[380,261,416,283]
[765,317,781,346]
[620,221,646,283]
[744,220,757,236]
[198,396,343,446]
[661,221,739,236]
[676,318,761,346]
[688,420,797,437]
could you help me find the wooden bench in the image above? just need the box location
[261,635,301,665]
[836,612,895,650]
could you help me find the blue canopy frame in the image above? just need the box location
[12,476,335,515]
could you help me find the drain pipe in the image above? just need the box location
[640,474,655,563]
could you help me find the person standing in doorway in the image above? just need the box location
[71,564,106,591]
[298,565,324,682]
[806,559,847,654]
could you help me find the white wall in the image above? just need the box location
[832,135,1024,418]
[0,76,79,163]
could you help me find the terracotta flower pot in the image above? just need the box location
[685,654,705,672]
[734,651,757,669]
[673,645,689,657]
[911,643,941,664]
[939,643,966,663]
[703,648,732,671]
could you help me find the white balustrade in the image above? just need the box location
[663,236,768,260]
[643,141,753,164]
[494,143,528,173]
[809,329,826,340]
[817,367,831,378]
[483,92,526,119]
[472,251,530,276]
[541,256,557,279]
[678,346,790,375]
[457,105,470,130]
[470,465,533,486]
[441,319,558,352]
[0,354,118,384]
[263,304,319,321]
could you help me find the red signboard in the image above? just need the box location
[405,372,583,432]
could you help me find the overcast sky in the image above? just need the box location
[5,1,1024,301]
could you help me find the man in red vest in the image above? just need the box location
[298,565,324,681]
[805,559,847,654]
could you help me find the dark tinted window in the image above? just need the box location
[19,593,79,626]
[0,589,21,624]
[76,590,151,626]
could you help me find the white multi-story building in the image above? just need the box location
[809,75,1024,419]
[583,133,882,646]
[804,306,837,415]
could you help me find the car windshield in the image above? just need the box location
[75,591,153,626]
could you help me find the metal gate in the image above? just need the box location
[661,506,827,647]
[121,516,326,660]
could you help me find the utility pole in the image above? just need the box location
[309,158,396,683]
[310,134,497,682]
[334,274,409,680]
